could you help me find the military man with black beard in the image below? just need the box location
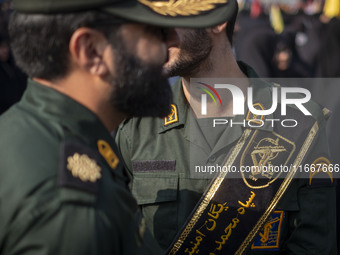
[0,0,233,254]
[116,0,337,253]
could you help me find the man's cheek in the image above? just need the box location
[135,38,167,65]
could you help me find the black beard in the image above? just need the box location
[167,29,213,77]
[111,42,172,118]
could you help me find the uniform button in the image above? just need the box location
[208,156,216,163]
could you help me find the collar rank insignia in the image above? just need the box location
[246,102,265,125]
[138,0,228,17]
[67,153,101,183]
[97,140,119,170]
[251,210,284,250]
[164,104,179,126]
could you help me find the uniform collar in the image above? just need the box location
[236,62,274,133]
[158,77,188,134]
[158,62,274,134]
[20,79,115,147]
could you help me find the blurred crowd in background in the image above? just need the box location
[0,0,339,247]
[232,0,340,166]
[234,0,340,78]
[0,0,26,115]
[0,0,339,115]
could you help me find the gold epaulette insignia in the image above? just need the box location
[67,153,102,183]
[246,103,265,125]
[251,210,284,250]
[138,0,227,17]
[97,140,119,170]
[164,104,178,126]
[309,157,333,185]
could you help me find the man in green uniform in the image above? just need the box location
[0,0,234,254]
[116,1,337,253]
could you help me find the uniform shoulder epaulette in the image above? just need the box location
[273,85,327,125]
[58,140,102,194]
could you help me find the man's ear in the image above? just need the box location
[69,27,109,76]
[209,22,227,34]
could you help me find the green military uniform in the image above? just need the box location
[0,80,161,254]
[2,0,241,253]
[116,63,337,254]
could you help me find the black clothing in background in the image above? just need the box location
[317,18,340,77]
[234,11,277,77]
[0,57,27,114]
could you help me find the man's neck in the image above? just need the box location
[33,73,125,132]
[181,46,249,118]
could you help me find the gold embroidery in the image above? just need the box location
[167,129,252,255]
[139,218,147,240]
[138,0,227,17]
[97,140,119,169]
[322,107,331,117]
[250,138,286,177]
[168,120,319,254]
[67,153,102,183]
[251,210,284,249]
[212,193,256,253]
[246,103,265,124]
[240,131,296,189]
[183,194,253,255]
[164,104,179,126]
[235,121,319,255]
[259,218,280,243]
[309,157,333,185]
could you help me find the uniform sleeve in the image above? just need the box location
[3,184,162,255]
[284,121,337,255]
[4,202,120,255]
[285,185,336,255]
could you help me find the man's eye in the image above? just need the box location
[146,26,168,41]
[160,28,168,41]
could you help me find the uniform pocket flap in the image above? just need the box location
[132,160,176,172]
[132,173,178,205]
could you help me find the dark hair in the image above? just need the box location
[9,11,120,80]
[226,4,238,45]
[0,33,8,44]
